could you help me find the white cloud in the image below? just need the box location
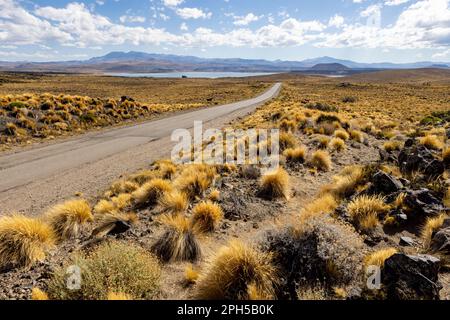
[385,0,410,6]
[432,48,450,58]
[175,7,212,19]
[162,0,184,7]
[119,15,146,23]
[360,4,383,17]
[180,22,188,31]
[233,13,261,26]
[328,14,345,28]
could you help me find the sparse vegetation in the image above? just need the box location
[309,150,332,171]
[191,201,223,233]
[259,167,290,199]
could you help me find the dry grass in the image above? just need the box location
[92,212,138,238]
[184,264,200,285]
[208,189,221,202]
[334,129,350,141]
[132,179,173,207]
[191,201,224,233]
[48,241,161,300]
[419,135,444,150]
[309,150,332,171]
[283,146,307,163]
[31,288,49,300]
[444,187,450,207]
[347,195,390,231]
[364,248,398,269]
[383,140,403,152]
[0,214,56,269]
[43,199,93,240]
[158,190,189,214]
[421,214,447,249]
[152,214,201,262]
[279,132,298,151]
[259,167,290,199]
[196,240,276,300]
[329,137,346,152]
[107,292,133,300]
[321,165,366,199]
[443,148,450,166]
[300,194,338,222]
[173,165,216,200]
[349,130,364,143]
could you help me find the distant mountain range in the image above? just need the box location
[0,51,449,75]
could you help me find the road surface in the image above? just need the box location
[0,82,281,215]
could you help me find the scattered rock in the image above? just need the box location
[398,141,436,174]
[368,171,403,195]
[430,227,450,255]
[399,236,415,247]
[403,189,445,218]
[382,253,442,300]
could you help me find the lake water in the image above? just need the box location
[105,72,277,79]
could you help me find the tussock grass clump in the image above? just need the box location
[196,241,276,300]
[48,241,161,300]
[347,195,390,231]
[132,179,173,207]
[31,288,49,300]
[191,201,224,233]
[309,150,332,171]
[0,215,56,269]
[364,248,398,269]
[158,190,189,214]
[443,148,450,166]
[300,194,338,222]
[185,264,200,285]
[421,214,447,249]
[279,132,298,151]
[283,146,307,163]
[419,135,444,150]
[208,189,221,201]
[107,292,133,300]
[318,136,330,149]
[384,140,403,152]
[92,212,138,238]
[349,130,364,143]
[109,180,139,197]
[334,129,349,141]
[259,167,290,200]
[174,165,216,200]
[329,137,346,152]
[152,215,201,262]
[43,199,93,240]
[321,165,366,199]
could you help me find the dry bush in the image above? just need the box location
[92,212,138,238]
[48,241,160,300]
[349,130,364,143]
[184,264,200,285]
[321,165,366,199]
[109,180,139,197]
[309,150,332,171]
[0,214,56,269]
[300,194,338,222]
[152,214,201,262]
[261,215,366,299]
[283,146,307,163]
[43,199,93,240]
[347,195,390,231]
[334,129,350,141]
[259,167,290,199]
[31,288,49,300]
[158,190,189,214]
[208,189,221,201]
[196,240,276,300]
[329,137,346,152]
[421,214,447,250]
[364,248,398,269]
[174,165,216,200]
[419,135,444,150]
[132,179,173,207]
[318,136,330,149]
[191,201,223,233]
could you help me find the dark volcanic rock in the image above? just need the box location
[382,253,442,300]
[368,171,403,195]
[398,141,436,174]
[424,159,445,178]
[430,227,450,255]
[403,189,445,217]
[399,236,415,247]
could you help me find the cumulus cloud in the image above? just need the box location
[162,0,184,7]
[385,0,410,6]
[175,7,212,19]
[233,13,261,26]
[328,14,345,28]
[119,15,146,23]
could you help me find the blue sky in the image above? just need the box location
[1,0,450,62]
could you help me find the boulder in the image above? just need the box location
[382,253,442,300]
[398,141,436,173]
[430,227,450,255]
[368,171,403,195]
[403,189,445,217]
[399,236,415,247]
[424,159,445,178]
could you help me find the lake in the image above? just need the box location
[105,72,278,79]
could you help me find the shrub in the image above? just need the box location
[283,146,307,163]
[383,141,403,152]
[0,215,56,269]
[349,130,364,143]
[316,114,341,124]
[321,165,366,199]
[260,215,365,299]
[196,241,276,300]
[43,199,93,240]
[259,167,290,200]
[92,212,138,238]
[47,241,161,300]
[309,150,332,171]
[152,215,201,262]
[318,136,330,149]
[279,132,298,151]
[421,214,447,249]
[174,165,216,200]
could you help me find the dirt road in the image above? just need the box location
[0,82,281,216]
